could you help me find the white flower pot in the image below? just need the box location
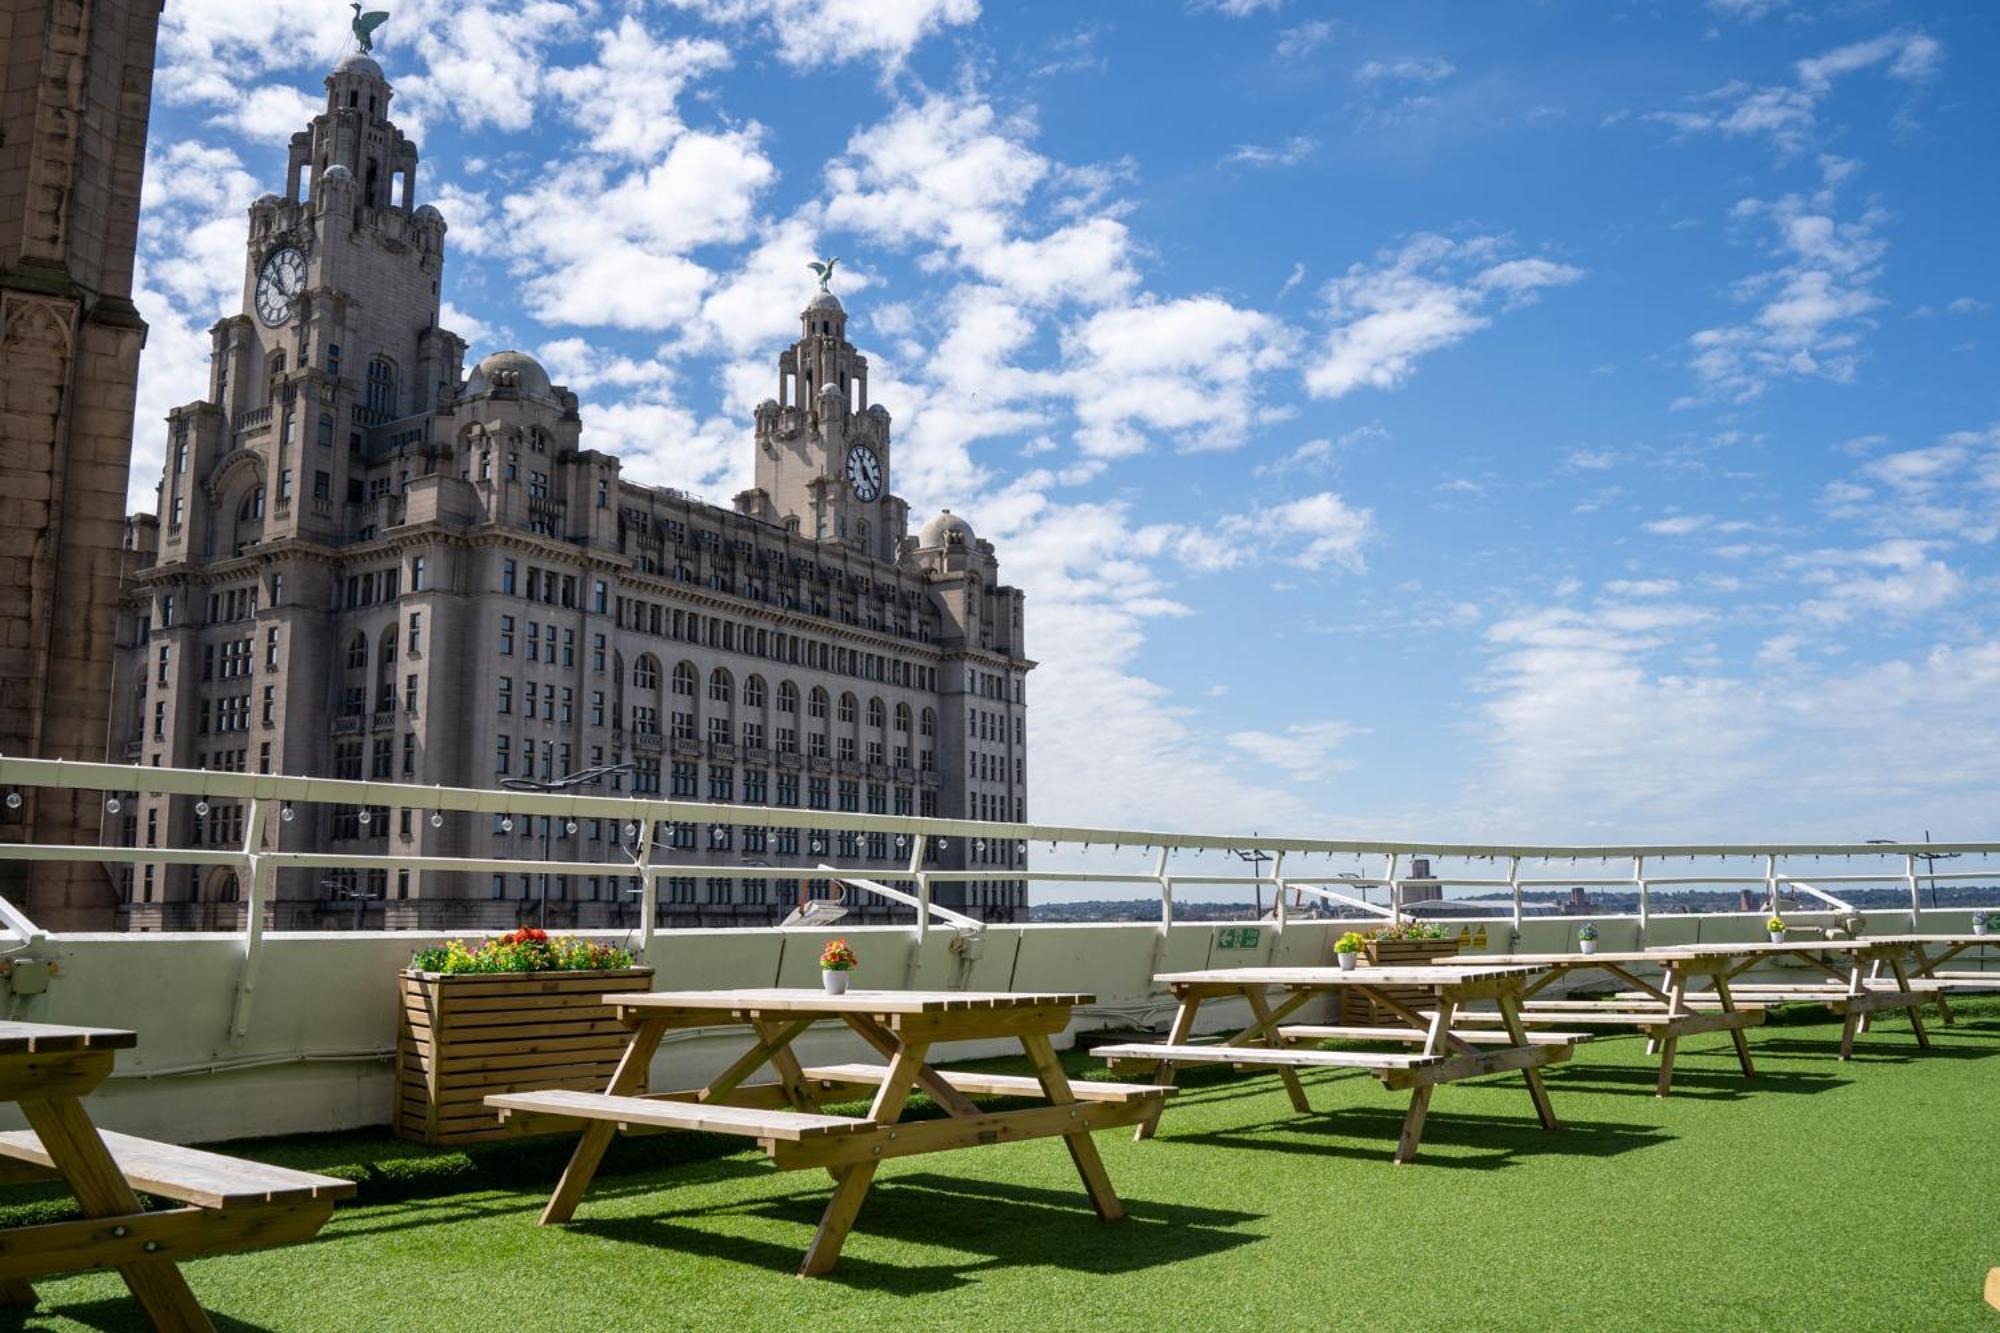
[1336,952,1359,971]
[1769,931,1786,944]
[821,969,849,995]
[1974,921,1988,936]
[1578,939,1597,955]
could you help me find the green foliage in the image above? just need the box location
[1333,931,1365,954]
[1374,921,1446,941]
[1576,923,1599,942]
[820,937,858,971]
[409,929,634,975]
[1766,917,1787,934]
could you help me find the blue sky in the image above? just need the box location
[132,0,2000,847]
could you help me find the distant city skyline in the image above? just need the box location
[130,1,2000,850]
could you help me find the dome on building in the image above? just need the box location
[464,350,553,400]
[818,379,844,395]
[806,289,844,313]
[253,192,283,210]
[412,203,444,226]
[321,164,352,185]
[334,51,385,80]
[918,510,976,549]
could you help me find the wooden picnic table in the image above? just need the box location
[1095,965,1574,1164]
[1640,938,1942,1058]
[0,1022,351,1331]
[490,988,1173,1277]
[1440,950,1763,1096]
[1856,934,2000,1027]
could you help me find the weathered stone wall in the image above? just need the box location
[0,0,164,929]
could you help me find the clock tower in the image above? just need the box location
[739,281,908,562]
[153,45,463,563]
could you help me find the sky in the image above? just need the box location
[128,0,2000,853]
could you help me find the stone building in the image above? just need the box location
[108,49,1033,930]
[0,0,164,930]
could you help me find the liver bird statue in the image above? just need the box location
[807,257,840,293]
[351,1,390,53]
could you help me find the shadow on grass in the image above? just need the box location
[1164,1104,1671,1170]
[1543,1064,1850,1102]
[0,1297,276,1333]
[568,1171,1262,1292]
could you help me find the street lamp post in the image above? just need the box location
[501,762,636,929]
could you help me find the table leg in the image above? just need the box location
[1393,996,1456,1165]
[18,1097,210,1333]
[798,1039,930,1278]
[1136,994,1200,1141]
[1243,991,1311,1113]
[542,1018,666,1226]
[1888,959,1932,1050]
[1652,966,1689,1095]
[1910,946,1955,1026]
[751,1019,822,1113]
[1021,1032,1124,1222]
[0,1278,33,1308]
[1712,972,1757,1080]
[1857,958,1882,1035]
[1496,995,1559,1131]
[841,1014,981,1117]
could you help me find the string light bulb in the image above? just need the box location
[194,800,210,817]
[429,811,443,829]
[105,796,121,814]
[3,792,19,811]
[501,816,514,833]
[280,803,295,822]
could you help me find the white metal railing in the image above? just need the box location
[5,757,2000,957]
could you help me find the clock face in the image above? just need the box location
[846,444,882,501]
[254,246,307,327]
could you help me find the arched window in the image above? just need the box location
[346,632,369,671]
[633,655,660,691]
[365,356,398,421]
[867,698,886,730]
[744,675,766,709]
[672,662,697,697]
[777,681,798,714]
[920,708,936,738]
[895,703,912,733]
[808,687,829,721]
[238,487,265,523]
[838,693,857,725]
[708,669,732,705]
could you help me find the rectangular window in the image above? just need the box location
[156,644,170,685]
[497,676,512,714]
[776,773,799,807]
[407,611,421,655]
[402,732,415,776]
[708,766,734,801]
[496,736,510,775]
[501,559,516,595]
[590,691,604,727]
[526,621,539,662]
[405,673,417,712]
[591,633,606,672]
[261,685,274,725]
[410,557,426,592]
[499,615,514,655]
[561,628,574,667]
[313,470,330,500]
[278,468,292,500]
[560,687,573,725]
[592,579,608,613]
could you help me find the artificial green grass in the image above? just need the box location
[13,1000,2000,1331]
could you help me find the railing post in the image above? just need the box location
[1271,850,1287,932]
[230,797,271,1039]
[633,817,657,950]
[1905,852,1922,931]
[1508,856,1522,931]
[909,834,930,942]
[1386,852,1401,924]
[1763,853,1778,917]
[1155,845,1173,933]
[1634,854,1648,938]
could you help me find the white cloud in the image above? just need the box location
[665,0,978,70]
[205,85,323,143]
[1355,57,1456,85]
[1604,579,1680,597]
[547,18,731,161]
[1223,136,1317,168]
[1227,720,1364,776]
[1305,234,1582,399]
[1276,20,1336,60]
[1164,490,1375,574]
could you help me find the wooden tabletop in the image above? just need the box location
[607,988,1094,1015]
[1446,950,1691,966]
[0,1022,137,1055]
[1864,934,1999,946]
[1645,939,1883,955]
[1155,965,1544,987]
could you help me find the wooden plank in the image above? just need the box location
[490,1089,872,1140]
[539,1021,666,1225]
[799,1038,931,1277]
[840,1014,982,1118]
[1158,965,1542,986]
[616,989,1094,1016]
[1376,1041,1576,1091]
[0,1130,352,1209]
[1985,1266,1999,1313]
[0,1025,137,1056]
[0,1201,335,1282]
[0,1052,116,1103]
[1242,989,1312,1113]
[1277,1024,1594,1045]
[1136,993,1201,1142]
[800,1063,1173,1104]
[1021,1031,1124,1222]
[770,1098,1159,1171]
[1093,1042,1439,1070]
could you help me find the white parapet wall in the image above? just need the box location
[1,908,1990,1145]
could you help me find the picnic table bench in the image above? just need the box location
[491,988,1172,1277]
[1440,949,1764,1096]
[1096,964,1575,1163]
[1856,934,2000,1028]
[0,1022,352,1331]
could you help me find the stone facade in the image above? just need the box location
[0,0,163,930]
[108,52,1033,931]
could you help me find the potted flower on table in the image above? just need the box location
[1334,931,1365,971]
[1577,922,1599,956]
[1767,915,1788,944]
[820,937,859,993]
[1974,911,1990,937]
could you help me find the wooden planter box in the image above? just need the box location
[1338,935,1467,1026]
[396,967,652,1146]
